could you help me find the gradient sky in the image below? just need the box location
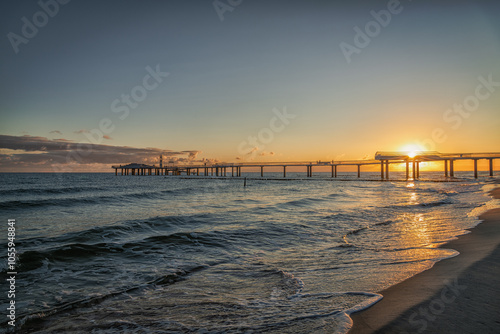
[1,0,500,171]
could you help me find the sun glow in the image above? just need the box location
[400,144,426,159]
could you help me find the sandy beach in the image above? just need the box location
[350,187,500,333]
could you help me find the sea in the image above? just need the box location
[1,171,498,333]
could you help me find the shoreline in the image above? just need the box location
[349,186,500,333]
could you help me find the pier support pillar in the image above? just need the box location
[474,159,478,179]
[331,165,334,178]
[224,167,227,177]
[405,160,409,180]
[416,162,420,179]
[412,161,416,180]
[450,159,454,177]
[261,166,264,177]
[334,165,337,178]
[381,161,384,180]
[283,166,286,178]
[115,169,117,176]
[357,165,361,178]
[489,159,494,177]
[444,160,448,177]
[385,160,389,180]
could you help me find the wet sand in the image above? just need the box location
[350,187,500,333]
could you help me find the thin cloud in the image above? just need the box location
[74,129,89,134]
[259,151,275,157]
[103,135,112,140]
[50,130,62,135]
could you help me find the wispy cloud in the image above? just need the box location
[74,129,89,134]
[0,135,204,171]
[259,151,275,157]
[103,135,112,140]
[50,130,62,135]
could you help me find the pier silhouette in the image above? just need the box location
[112,151,500,180]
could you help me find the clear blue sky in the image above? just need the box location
[1,0,499,171]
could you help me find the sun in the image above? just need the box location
[400,144,425,158]
[407,151,417,158]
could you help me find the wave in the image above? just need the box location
[0,195,117,210]
[15,221,254,273]
[0,185,107,196]
[0,190,169,211]
[16,265,207,330]
[342,220,396,245]
[279,197,330,208]
[382,199,453,211]
[0,185,212,211]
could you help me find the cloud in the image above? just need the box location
[182,150,201,160]
[259,151,275,156]
[248,147,259,154]
[0,135,204,172]
[74,129,89,134]
[50,130,62,135]
[103,135,112,140]
[335,153,346,160]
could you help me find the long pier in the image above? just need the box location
[112,151,500,180]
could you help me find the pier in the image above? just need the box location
[112,151,500,180]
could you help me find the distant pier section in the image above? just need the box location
[112,151,500,180]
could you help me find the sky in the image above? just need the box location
[1,0,500,172]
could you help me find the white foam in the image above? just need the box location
[344,292,384,315]
[332,292,384,334]
[467,198,500,219]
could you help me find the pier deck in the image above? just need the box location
[112,151,500,180]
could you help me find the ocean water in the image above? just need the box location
[1,172,498,333]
